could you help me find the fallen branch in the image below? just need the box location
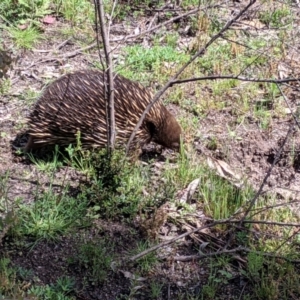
[26,42,97,69]
[129,218,233,262]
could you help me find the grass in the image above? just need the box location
[0,257,21,297]
[117,44,189,83]
[70,238,114,284]
[0,0,51,25]
[27,146,63,173]
[53,0,94,26]
[7,25,42,49]
[15,188,89,241]
[130,241,158,273]
[0,78,11,95]
[29,276,76,299]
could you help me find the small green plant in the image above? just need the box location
[199,170,254,220]
[0,171,18,243]
[0,78,11,94]
[16,188,89,241]
[164,147,204,189]
[86,150,151,220]
[0,257,23,297]
[29,276,75,300]
[16,267,34,281]
[164,33,179,48]
[7,25,42,49]
[20,87,40,104]
[64,139,95,177]
[53,0,94,26]
[28,145,63,173]
[259,6,291,28]
[0,0,51,25]
[149,280,163,299]
[131,241,158,273]
[55,276,76,295]
[245,252,264,283]
[253,103,271,130]
[73,239,114,284]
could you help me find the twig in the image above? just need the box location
[232,219,300,227]
[26,42,97,69]
[170,75,300,86]
[277,83,300,130]
[129,218,233,262]
[238,282,247,300]
[274,229,300,253]
[240,112,295,223]
[110,6,205,42]
[94,0,116,151]
[249,199,300,218]
[32,38,72,53]
[108,0,118,41]
[126,0,257,154]
[240,84,299,224]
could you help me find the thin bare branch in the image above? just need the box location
[110,6,205,42]
[233,219,300,227]
[240,123,295,223]
[129,218,234,262]
[170,75,300,86]
[94,0,116,151]
[277,83,300,130]
[126,0,257,154]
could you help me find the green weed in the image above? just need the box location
[199,170,254,220]
[7,25,42,49]
[53,0,94,26]
[72,239,114,284]
[79,148,154,220]
[16,189,89,241]
[118,45,189,82]
[19,87,40,104]
[0,0,51,25]
[240,253,300,300]
[28,145,63,173]
[0,78,11,94]
[0,171,18,243]
[149,280,163,299]
[0,257,23,298]
[259,6,291,28]
[130,241,158,273]
[29,276,75,300]
[164,148,204,189]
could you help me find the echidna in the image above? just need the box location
[25,70,182,152]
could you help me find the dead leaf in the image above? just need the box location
[120,270,147,281]
[179,178,200,204]
[207,157,244,188]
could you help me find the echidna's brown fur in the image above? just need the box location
[25,70,182,151]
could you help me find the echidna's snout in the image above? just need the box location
[150,108,182,151]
